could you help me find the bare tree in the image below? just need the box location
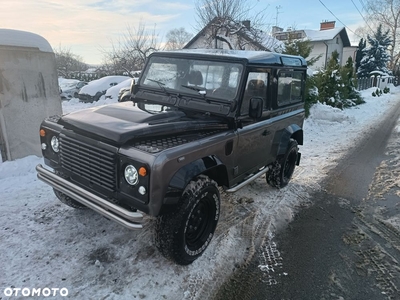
[102,22,162,75]
[54,45,88,78]
[363,0,400,71]
[194,0,277,51]
[165,27,193,50]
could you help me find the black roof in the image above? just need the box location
[150,49,307,67]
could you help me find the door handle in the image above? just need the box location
[262,130,270,136]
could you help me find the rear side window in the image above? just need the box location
[277,71,303,106]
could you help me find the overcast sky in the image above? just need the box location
[1,0,366,65]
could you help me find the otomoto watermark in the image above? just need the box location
[3,287,68,297]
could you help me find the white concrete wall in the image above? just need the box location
[309,35,347,70]
[309,42,328,70]
[0,45,62,161]
[342,46,357,66]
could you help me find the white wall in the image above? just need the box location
[342,46,357,66]
[0,45,62,161]
[308,35,346,70]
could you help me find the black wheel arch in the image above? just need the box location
[275,124,303,157]
[160,156,228,215]
[169,155,228,190]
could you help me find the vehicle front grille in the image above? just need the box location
[60,135,116,192]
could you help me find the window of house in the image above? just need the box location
[336,37,339,44]
[277,71,303,106]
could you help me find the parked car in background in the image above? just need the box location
[105,78,133,101]
[59,79,87,100]
[78,75,130,102]
[118,74,141,102]
[118,86,131,102]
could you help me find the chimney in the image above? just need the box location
[320,20,336,30]
[242,20,250,30]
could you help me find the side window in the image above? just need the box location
[277,71,303,106]
[241,72,269,115]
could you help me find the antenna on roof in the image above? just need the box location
[275,5,282,27]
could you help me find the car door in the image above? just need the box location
[233,70,273,179]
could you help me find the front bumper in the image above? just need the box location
[36,164,144,230]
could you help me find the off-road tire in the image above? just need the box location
[53,189,86,209]
[155,175,220,265]
[266,139,298,188]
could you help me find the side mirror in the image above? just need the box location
[130,79,139,95]
[249,97,263,119]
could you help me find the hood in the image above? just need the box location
[58,102,227,145]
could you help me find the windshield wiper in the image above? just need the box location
[181,85,207,95]
[147,78,168,93]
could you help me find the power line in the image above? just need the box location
[350,0,374,32]
[358,0,368,12]
[318,0,363,39]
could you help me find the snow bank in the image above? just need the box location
[308,102,355,123]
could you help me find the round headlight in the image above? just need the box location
[124,165,139,185]
[51,136,60,153]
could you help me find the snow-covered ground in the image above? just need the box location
[1,87,399,299]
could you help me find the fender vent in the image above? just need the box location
[133,131,222,153]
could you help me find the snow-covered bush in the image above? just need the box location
[311,51,364,111]
[384,86,390,94]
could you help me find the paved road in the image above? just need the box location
[214,100,400,300]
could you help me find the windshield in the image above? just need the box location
[140,56,243,101]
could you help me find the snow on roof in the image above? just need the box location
[303,27,344,42]
[0,28,53,53]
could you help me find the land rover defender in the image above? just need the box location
[37,49,306,265]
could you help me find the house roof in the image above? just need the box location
[184,19,281,52]
[303,27,351,46]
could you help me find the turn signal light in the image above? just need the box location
[139,167,147,177]
[40,129,46,137]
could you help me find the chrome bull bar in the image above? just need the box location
[36,164,143,230]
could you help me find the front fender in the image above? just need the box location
[169,155,224,190]
[160,156,226,214]
[276,124,303,156]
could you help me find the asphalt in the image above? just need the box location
[213,100,400,300]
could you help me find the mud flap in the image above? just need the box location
[296,152,301,166]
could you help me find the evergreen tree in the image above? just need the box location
[319,51,341,107]
[357,24,392,76]
[318,51,363,109]
[283,32,322,67]
[355,38,366,77]
[283,31,322,116]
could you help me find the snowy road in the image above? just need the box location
[213,99,400,299]
[1,89,400,299]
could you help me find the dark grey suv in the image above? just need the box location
[37,49,306,265]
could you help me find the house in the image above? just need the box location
[184,18,283,52]
[273,21,354,70]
